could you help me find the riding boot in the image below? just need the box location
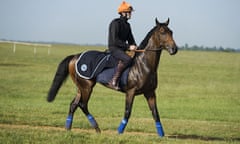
[108,61,125,90]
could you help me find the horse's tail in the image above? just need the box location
[47,55,75,102]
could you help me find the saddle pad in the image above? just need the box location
[75,51,112,79]
[96,67,130,91]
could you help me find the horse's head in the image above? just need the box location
[152,18,178,55]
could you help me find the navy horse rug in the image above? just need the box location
[75,51,114,79]
[75,50,129,89]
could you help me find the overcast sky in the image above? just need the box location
[1,0,240,49]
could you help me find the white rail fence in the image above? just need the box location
[0,40,52,55]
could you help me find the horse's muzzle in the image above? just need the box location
[168,46,178,55]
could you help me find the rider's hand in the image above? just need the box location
[129,45,137,51]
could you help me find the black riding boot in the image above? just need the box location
[108,61,126,90]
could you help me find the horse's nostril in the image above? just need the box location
[169,47,178,55]
[173,47,178,54]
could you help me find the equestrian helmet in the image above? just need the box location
[118,1,134,13]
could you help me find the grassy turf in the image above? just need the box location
[0,43,239,143]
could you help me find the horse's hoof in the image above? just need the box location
[95,127,101,133]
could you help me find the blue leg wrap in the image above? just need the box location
[118,119,128,134]
[65,115,73,130]
[87,114,97,128]
[156,121,164,137]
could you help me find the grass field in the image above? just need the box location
[0,43,239,144]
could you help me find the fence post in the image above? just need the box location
[34,46,37,55]
[13,43,16,53]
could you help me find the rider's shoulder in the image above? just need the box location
[112,18,121,23]
[110,18,121,26]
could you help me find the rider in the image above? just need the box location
[108,1,137,90]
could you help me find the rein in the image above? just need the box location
[133,48,162,52]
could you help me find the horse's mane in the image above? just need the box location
[138,26,158,50]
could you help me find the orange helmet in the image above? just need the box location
[118,1,134,13]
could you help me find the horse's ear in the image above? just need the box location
[165,18,170,26]
[155,18,160,26]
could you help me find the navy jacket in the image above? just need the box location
[108,16,136,52]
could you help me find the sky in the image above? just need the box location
[0,0,240,49]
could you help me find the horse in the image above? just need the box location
[47,18,178,137]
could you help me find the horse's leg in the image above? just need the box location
[118,89,135,134]
[65,56,81,130]
[65,90,81,130]
[79,87,101,133]
[144,91,164,137]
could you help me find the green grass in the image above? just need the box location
[0,43,239,143]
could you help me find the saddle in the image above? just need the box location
[75,51,129,90]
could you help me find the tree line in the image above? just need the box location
[180,44,240,52]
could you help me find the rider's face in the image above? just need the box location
[127,12,132,19]
[122,12,132,19]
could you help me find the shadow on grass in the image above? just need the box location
[168,134,240,142]
[0,63,29,67]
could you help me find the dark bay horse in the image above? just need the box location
[47,18,178,137]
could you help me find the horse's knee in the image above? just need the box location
[78,102,85,109]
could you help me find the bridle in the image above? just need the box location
[133,47,163,52]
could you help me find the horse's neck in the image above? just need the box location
[127,37,161,90]
[135,39,162,73]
